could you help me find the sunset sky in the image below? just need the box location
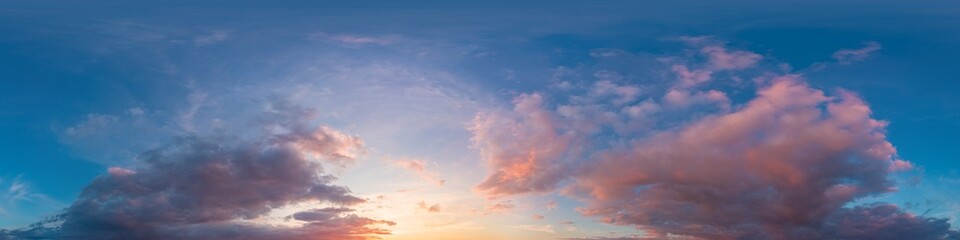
[2,1,960,239]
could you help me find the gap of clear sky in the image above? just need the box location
[1,1,959,239]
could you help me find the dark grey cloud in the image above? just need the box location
[2,104,391,240]
[820,203,960,240]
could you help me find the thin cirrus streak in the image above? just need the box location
[471,44,959,239]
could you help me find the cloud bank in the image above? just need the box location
[471,43,958,239]
[2,104,392,240]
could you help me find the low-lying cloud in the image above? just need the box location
[2,104,393,240]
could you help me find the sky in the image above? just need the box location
[1,1,960,239]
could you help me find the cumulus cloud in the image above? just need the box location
[471,93,577,196]
[662,89,729,108]
[701,45,762,70]
[569,77,922,239]
[3,105,392,240]
[472,78,665,197]
[833,41,882,65]
[471,43,955,238]
[661,44,757,111]
[671,65,713,88]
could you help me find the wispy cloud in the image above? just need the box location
[833,41,882,65]
[480,200,515,214]
[0,176,64,223]
[417,201,442,213]
[193,30,231,46]
[513,224,554,233]
[392,158,446,186]
[310,32,400,46]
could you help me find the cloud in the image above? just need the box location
[701,45,761,70]
[671,65,713,88]
[570,76,930,239]
[662,89,729,108]
[833,42,882,65]
[472,93,577,196]
[59,107,186,166]
[3,177,28,203]
[472,79,663,197]
[675,36,713,45]
[310,33,399,46]
[513,224,554,233]
[590,80,643,106]
[533,214,545,220]
[0,176,64,226]
[392,159,446,186]
[484,200,516,213]
[561,237,644,240]
[4,105,392,240]
[193,30,231,46]
[471,42,956,238]
[417,201,441,213]
[820,203,959,240]
[590,48,629,58]
[661,44,757,111]
[64,114,120,137]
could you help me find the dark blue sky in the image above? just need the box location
[1,1,959,239]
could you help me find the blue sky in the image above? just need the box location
[1,1,959,239]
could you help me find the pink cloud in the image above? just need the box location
[472,93,577,196]
[392,159,446,186]
[701,45,762,70]
[671,65,713,87]
[472,80,670,197]
[546,199,558,210]
[472,72,937,238]
[569,77,916,238]
[485,200,516,213]
[106,167,136,177]
[590,80,643,106]
[662,89,730,109]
